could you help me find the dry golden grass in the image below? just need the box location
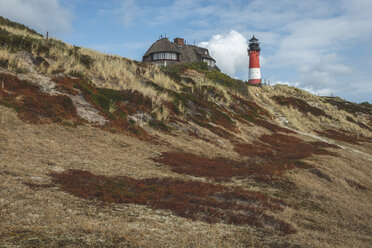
[1,25,174,119]
[0,105,255,247]
[0,47,9,61]
[1,20,372,248]
[0,25,43,40]
[248,84,371,138]
[0,48,30,73]
[1,98,371,247]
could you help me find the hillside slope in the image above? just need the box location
[0,17,371,247]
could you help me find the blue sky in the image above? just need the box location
[1,0,371,103]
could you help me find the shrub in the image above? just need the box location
[206,70,248,96]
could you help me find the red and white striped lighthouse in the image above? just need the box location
[248,36,261,85]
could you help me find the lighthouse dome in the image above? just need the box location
[249,35,261,51]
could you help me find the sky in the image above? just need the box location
[0,0,371,103]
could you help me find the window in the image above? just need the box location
[153,52,164,60]
[202,58,215,67]
[153,52,177,61]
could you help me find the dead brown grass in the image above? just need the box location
[345,178,368,191]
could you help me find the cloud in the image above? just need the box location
[0,0,73,34]
[195,0,372,102]
[81,0,372,101]
[199,30,248,77]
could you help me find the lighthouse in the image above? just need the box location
[248,36,261,85]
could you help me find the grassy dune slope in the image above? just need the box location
[0,16,371,247]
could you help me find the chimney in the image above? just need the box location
[174,38,184,46]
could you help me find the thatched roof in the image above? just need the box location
[180,45,215,62]
[143,38,180,57]
[143,37,216,63]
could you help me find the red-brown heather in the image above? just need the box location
[153,133,338,183]
[0,73,81,124]
[52,76,154,141]
[52,76,80,95]
[316,129,372,145]
[228,96,295,135]
[49,169,296,234]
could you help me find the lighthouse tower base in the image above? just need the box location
[248,68,261,85]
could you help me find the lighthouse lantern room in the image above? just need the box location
[248,36,261,85]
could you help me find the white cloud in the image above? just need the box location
[195,0,372,102]
[69,0,372,101]
[199,30,248,76]
[0,0,73,34]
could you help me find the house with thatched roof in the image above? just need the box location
[142,37,219,71]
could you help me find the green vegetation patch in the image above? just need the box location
[206,70,248,97]
[68,78,166,139]
[322,97,372,115]
[145,79,236,132]
[272,95,329,117]
[0,28,35,53]
[160,62,248,97]
[160,62,208,82]
[174,89,236,131]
